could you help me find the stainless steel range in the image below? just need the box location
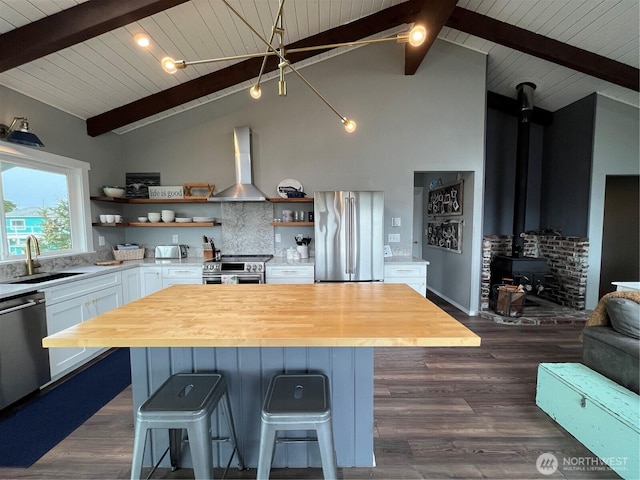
[202,255,273,284]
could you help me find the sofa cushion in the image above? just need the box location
[605,298,640,339]
[583,326,640,394]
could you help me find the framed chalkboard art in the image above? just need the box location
[427,220,462,253]
[427,180,463,216]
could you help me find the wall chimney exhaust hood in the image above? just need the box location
[209,126,268,202]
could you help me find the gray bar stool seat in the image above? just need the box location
[257,373,337,480]
[131,373,243,480]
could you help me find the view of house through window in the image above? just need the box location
[2,161,72,258]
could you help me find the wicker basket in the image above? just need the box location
[111,246,145,261]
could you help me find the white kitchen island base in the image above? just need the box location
[130,346,374,469]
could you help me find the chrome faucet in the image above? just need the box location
[25,235,41,276]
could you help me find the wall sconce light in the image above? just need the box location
[0,117,45,147]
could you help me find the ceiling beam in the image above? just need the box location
[446,6,639,92]
[404,0,458,75]
[87,1,424,136]
[0,0,190,73]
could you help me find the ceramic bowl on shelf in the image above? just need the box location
[137,217,148,222]
[103,186,125,198]
[193,216,214,223]
[175,217,192,223]
[148,212,161,222]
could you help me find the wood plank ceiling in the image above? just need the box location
[0,0,637,136]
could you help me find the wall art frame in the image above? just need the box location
[427,220,462,253]
[427,180,463,216]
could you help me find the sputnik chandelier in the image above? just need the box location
[161,0,427,133]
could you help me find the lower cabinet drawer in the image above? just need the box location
[266,265,315,284]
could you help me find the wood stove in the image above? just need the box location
[490,82,551,307]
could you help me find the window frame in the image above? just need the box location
[0,142,92,262]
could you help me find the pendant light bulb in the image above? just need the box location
[408,25,427,47]
[343,118,357,134]
[250,85,262,99]
[161,57,178,74]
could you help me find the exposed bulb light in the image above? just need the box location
[133,33,150,48]
[161,57,186,74]
[249,85,262,99]
[408,25,427,47]
[342,118,357,134]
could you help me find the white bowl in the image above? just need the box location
[193,216,214,222]
[148,212,161,222]
[161,214,175,223]
[175,217,192,223]
[137,217,148,223]
[103,186,125,198]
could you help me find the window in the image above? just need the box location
[0,143,91,261]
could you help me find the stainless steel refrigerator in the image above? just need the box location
[314,191,384,282]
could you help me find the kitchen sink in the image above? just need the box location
[5,272,84,284]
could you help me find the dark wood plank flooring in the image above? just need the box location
[0,293,620,479]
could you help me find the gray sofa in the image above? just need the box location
[582,297,640,394]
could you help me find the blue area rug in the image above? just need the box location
[0,347,131,468]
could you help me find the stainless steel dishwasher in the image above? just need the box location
[0,291,50,410]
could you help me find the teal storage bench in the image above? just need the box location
[536,363,639,480]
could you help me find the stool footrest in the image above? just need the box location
[276,437,318,444]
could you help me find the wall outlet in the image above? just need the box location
[172,234,179,243]
[391,217,401,227]
[98,235,105,247]
[388,233,400,243]
[275,233,282,243]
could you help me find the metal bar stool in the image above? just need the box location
[257,373,337,480]
[131,373,244,480]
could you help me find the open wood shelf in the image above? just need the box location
[269,197,313,203]
[271,222,314,227]
[90,196,212,204]
[93,222,220,227]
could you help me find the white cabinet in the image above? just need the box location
[43,272,122,379]
[266,264,315,284]
[140,265,202,295]
[162,265,202,287]
[384,262,428,296]
[140,266,163,296]
[122,267,141,304]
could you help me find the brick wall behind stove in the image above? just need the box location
[482,235,589,310]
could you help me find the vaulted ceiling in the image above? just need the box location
[0,0,638,136]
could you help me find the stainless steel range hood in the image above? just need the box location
[209,126,268,202]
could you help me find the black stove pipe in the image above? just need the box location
[512,82,536,257]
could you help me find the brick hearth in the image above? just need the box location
[482,234,589,311]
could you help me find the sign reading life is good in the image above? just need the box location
[148,186,184,199]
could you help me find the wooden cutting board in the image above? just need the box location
[95,260,123,266]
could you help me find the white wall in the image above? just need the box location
[1,86,123,195]
[587,95,640,308]
[120,39,487,312]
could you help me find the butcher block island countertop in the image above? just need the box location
[43,283,480,348]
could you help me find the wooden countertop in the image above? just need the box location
[43,284,480,348]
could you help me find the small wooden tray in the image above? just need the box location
[95,260,123,266]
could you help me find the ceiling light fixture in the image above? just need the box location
[161,0,426,133]
[0,117,45,147]
[133,33,151,48]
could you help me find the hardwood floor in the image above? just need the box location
[0,294,620,479]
